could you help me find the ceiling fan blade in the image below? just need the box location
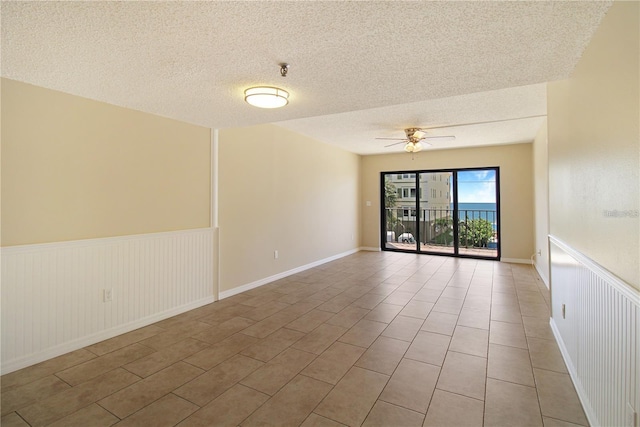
[422,114,546,131]
[376,137,407,141]
[384,141,407,147]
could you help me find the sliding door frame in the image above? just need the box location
[380,167,501,261]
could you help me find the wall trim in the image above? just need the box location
[220,248,360,299]
[0,227,214,254]
[360,246,381,252]
[212,128,220,301]
[2,296,215,375]
[549,235,639,304]
[501,257,532,264]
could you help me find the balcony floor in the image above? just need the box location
[386,242,499,258]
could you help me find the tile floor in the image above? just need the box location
[1,251,589,427]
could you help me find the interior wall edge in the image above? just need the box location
[534,261,550,288]
[500,258,533,264]
[359,247,382,252]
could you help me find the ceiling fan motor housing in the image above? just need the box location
[404,128,425,143]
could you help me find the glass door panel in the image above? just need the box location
[418,172,454,254]
[383,173,418,251]
[456,169,499,258]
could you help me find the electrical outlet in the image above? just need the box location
[103,289,113,302]
[537,249,542,256]
[274,250,279,259]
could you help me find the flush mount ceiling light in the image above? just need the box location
[244,64,290,109]
[244,86,289,108]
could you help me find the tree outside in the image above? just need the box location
[459,217,494,248]
[384,180,400,231]
[384,180,397,209]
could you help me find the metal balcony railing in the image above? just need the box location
[384,208,498,250]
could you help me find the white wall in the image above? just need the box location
[1,81,216,373]
[547,1,639,289]
[218,124,361,295]
[533,120,550,286]
[360,143,535,262]
[1,79,211,246]
[547,2,639,425]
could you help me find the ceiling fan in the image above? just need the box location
[376,115,547,153]
[376,128,455,153]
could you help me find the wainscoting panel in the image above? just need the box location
[550,236,639,427]
[1,228,216,374]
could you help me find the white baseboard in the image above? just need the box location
[2,296,215,375]
[501,258,532,264]
[359,246,381,252]
[219,248,360,300]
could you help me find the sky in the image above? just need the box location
[454,170,496,203]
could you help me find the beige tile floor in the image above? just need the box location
[1,251,589,427]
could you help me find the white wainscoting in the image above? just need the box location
[549,236,639,427]
[1,228,217,374]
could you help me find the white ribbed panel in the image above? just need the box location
[1,228,216,374]
[550,236,639,427]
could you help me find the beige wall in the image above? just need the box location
[361,143,535,261]
[1,79,211,246]
[533,120,550,285]
[547,1,639,288]
[218,124,360,292]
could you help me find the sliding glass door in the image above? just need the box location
[381,168,500,260]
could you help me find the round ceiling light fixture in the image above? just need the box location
[245,63,290,109]
[244,86,289,109]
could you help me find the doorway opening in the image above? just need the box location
[381,167,500,260]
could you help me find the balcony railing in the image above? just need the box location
[385,208,498,252]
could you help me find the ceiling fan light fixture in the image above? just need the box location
[412,130,426,139]
[244,86,289,108]
[404,142,423,153]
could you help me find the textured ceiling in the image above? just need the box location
[1,1,611,154]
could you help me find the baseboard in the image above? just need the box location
[359,246,381,252]
[549,318,597,427]
[219,248,360,300]
[2,296,216,375]
[501,258,532,264]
